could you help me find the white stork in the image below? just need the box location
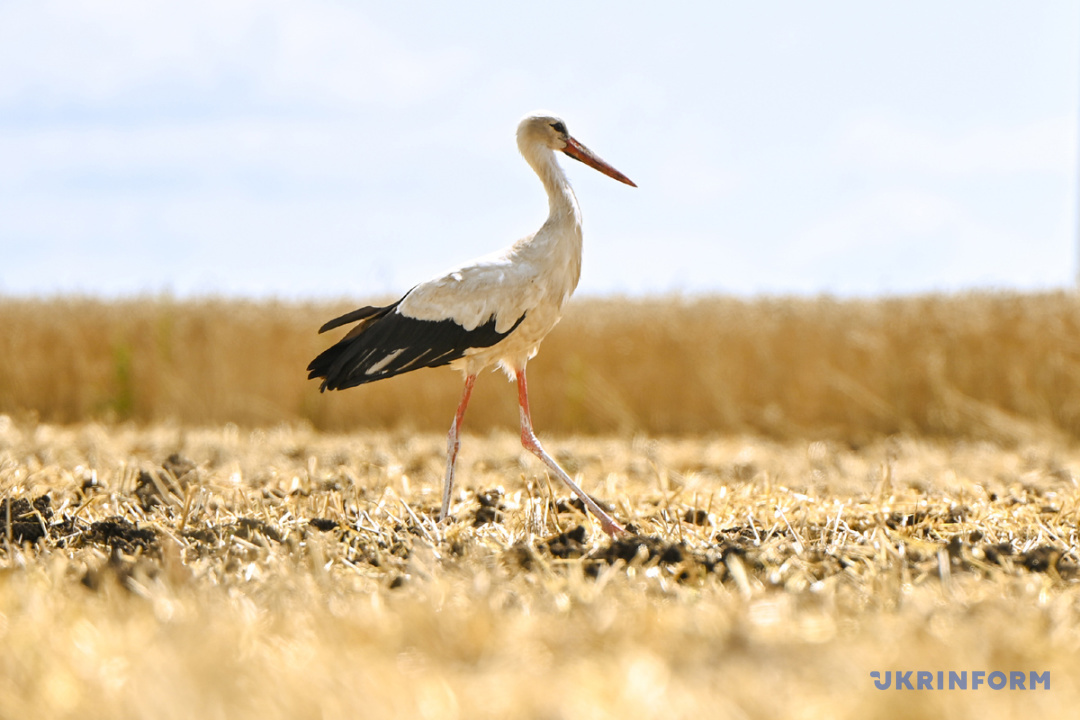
[308,113,636,536]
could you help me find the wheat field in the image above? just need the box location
[3,291,1080,440]
[2,293,1080,718]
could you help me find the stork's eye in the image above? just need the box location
[550,121,567,135]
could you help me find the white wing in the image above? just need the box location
[398,244,545,333]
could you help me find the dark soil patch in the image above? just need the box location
[225,517,283,544]
[473,488,505,526]
[683,508,710,526]
[541,525,588,559]
[1020,546,1065,573]
[0,495,53,544]
[135,453,198,510]
[82,518,159,555]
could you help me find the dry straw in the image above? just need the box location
[1,421,1079,719]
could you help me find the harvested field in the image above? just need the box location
[2,418,1079,718]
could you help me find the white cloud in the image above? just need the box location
[791,190,960,259]
[0,119,368,193]
[784,188,1069,293]
[0,0,470,110]
[839,115,1077,176]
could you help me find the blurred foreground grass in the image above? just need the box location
[2,419,1080,718]
[3,291,1080,442]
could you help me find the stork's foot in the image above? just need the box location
[572,493,626,537]
[598,515,627,538]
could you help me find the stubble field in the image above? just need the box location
[3,293,1080,718]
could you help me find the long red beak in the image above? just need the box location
[561,136,637,187]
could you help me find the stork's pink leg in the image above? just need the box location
[516,368,626,537]
[440,373,477,522]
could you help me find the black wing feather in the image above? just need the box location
[307,301,525,392]
[318,305,387,334]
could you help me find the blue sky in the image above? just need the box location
[1,1,1077,298]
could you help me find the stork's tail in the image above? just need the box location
[307,301,401,391]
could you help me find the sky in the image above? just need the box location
[1,1,1077,299]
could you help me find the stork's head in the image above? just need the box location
[516,113,637,187]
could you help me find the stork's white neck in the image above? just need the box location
[522,144,581,223]
[516,140,584,300]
